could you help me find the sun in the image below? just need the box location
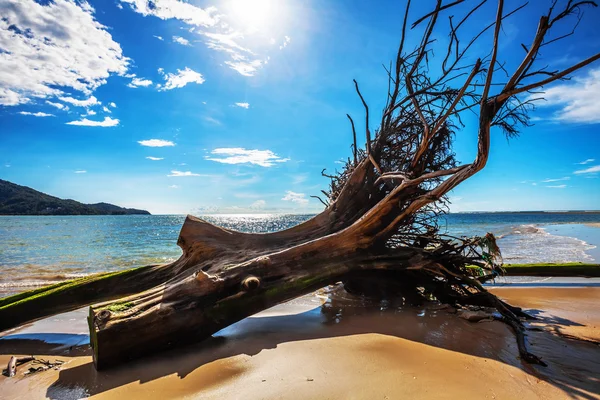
[228,0,276,31]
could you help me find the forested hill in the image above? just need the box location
[0,179,150,215]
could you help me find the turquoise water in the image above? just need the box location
[0,213,599,296]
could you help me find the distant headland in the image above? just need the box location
[0,179,150,216]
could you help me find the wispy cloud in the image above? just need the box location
[282,191,309,205]
[110,102,117,108]
[146,156,164,161]
[19,111,54,117]
[169,184,179,189]
[291,173,308,185]
[59,96,100,107]
[158,67,205,91]
[577,158,595,165]
[168,170,202,177]
[234,102,249,109]
[74,170,87,174]
[66,116,119,127]
[127,77,153,88]
[102,106,110,113]
[541,177,570,183]
[206,148,289,167]
[45,101,68,111]
[138,139,175,147]
[574,165,600,174]
[203,116,222,125]
[250,200,266,209]
[224,60,262,77]
[0,0,128,106]
[279,35,291,50]
[202,32,265,77]
[153,35,164,41]
[172,36,191,46]
[536,68,600,123]
[119,0,219,27]
[546,185,567,189]
[117,0,284,78]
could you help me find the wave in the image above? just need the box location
[498,224,596,264]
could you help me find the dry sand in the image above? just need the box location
[1,286,599,399]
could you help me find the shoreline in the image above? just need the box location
[1,286,599,399]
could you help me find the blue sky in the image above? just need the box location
[0,0,599,214]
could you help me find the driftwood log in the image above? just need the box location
[1,0,599,370]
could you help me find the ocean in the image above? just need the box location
[1,213,599,297]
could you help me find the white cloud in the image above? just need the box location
[0,0,128,106]
[168,170,201,177]
[574,165,600,174]
[158,67,205,91]
[138,139,175,147]
[224,59,262,77]
[127,77,153,88]
[146,156,164,161]
[577,158,595,165]
[541,177,570,183]
[110,102,117,108]
[536,68,600,123]
[66,116,119,127]
[250,200,266,209]
[169,184,179,189]
[172,36,191,46]
[119,0,219,27]
[546,185,567,189]
[204,116,221,125]
[234,102,249,109]
[45,101,68,110]
[102,106,110,113]
[118,0,269,77]
[75,170,87,174]
[153,35,164,41]
[201,32,265,77]
[282,191,309,205]
[206,148,289,167]
[59,96,100,108]
[19,111,54,117]
[279,35,291,50]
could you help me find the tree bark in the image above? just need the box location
[89,216,425,369]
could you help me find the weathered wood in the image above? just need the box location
[89,226,422,369]
[4,356,35,377]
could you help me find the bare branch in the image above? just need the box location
[353,79,371,155]
[497,52,600,101]
[481,0,504,102]
[310,195,329,207]
[346,114,358,165]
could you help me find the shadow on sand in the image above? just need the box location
[1,287,599,399]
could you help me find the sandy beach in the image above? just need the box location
[1,285,599,399]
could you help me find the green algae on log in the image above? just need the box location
[504,263,600,278]
[0,264,172,331]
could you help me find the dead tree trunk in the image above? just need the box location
[4,0,600,370]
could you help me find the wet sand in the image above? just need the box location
[1,286,599,399]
